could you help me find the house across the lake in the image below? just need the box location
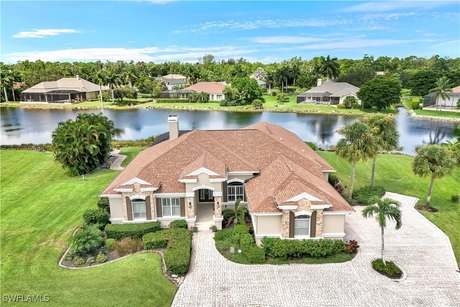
[101,116,353,244]
[297,80,359,105]
[159,74,187,91]
[423,85,460,109]
[20,76,107,103]
[171,81,227,101]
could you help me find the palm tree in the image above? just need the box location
[105,71,121,103]
[93,69,107,104]
[226,199,247,226]
[362,198,402,264]
[364,115,399,187]
[336,121,378,199]
[318,55,340,80]
[123,67,137,87]
[1,70,13,102]
[430,76,452,111]
[412,145,455,210]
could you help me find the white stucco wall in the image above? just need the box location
[109,197,125,223]
[322,214,346,236]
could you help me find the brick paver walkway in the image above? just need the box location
[172,192,460,306]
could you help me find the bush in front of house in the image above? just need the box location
[262,237,345,259]
[343,96,360,109]
[143,228,192,276]
[114,237,143,256]
[105,222,161,240]
[222,209,235,227]
[70,225,103,256]
[169,220,188,229]
[97,197,110,212]
[411,97,421,110]
[83,208,110,229]
[352,186,386,206]
[252,99,264,110]
[105,238,116,252]
[372,258,402,279]
[96,252,108,263]
[344,240,360,254]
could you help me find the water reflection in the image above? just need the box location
[0,107,457,155]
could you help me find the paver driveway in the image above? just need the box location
[172,192,460,306]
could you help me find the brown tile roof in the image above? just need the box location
[184,82,226,94]
[452,85,460,93]
[101,122,352,213]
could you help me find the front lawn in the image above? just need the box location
[318,152,460,265]
[0,150,176,306]
[402,97,460,119]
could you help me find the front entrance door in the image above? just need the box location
[198,189,214,202]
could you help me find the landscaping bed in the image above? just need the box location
[372,258,403,279]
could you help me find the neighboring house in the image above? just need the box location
[21,76,108,103]
[423,85,460,109]
[176,82,227,101]
[297,80,360,105]
[160,74,187,91]
[101,116,353,244]
[250,75,267,89]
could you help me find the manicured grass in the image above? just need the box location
[318,151,460,265]
[119,146,145,167]
[0,150,176,306]
[402,97,460,119]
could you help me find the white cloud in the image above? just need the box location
[343,1,457,13]
[293,38,434,50]
[431,39,460,48]
[13,28,79,39]
[252,36,326,44]
[3,45,258,63]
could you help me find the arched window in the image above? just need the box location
[227,182,245,202]
[131,198,147,220]
[294,215,310,237]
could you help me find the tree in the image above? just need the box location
[335,121,378,199]
[225,199,247,226]
[202,54,215,64]
[407,70,440,96]
[105,71,122,103]
[429,76,452,110]
[0,69,13,102]
[223,77,262,105]
[93,69,107,104]
[363,115,399,187]
[316,55,340,80]
[52,113,115,176]
[336,66,376,86]
[343,96,359,109]
[412,145,455,210]
[362,198,402,264]
[357,77,401,110]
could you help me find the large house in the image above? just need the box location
[297,80,359,105]
[423,85,460,109]
[21,76,107,103]
[176,82,227,101]
[159,74,187,91]
[101,116,353,244]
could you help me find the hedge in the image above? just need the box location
[143,228,192,275]
[352,186,385,206]
[262,238,345,259]
[105,222,161,240]
[155,98,189,103]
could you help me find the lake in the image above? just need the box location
[0,107,457,155]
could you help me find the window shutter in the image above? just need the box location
[180,198,185,217]
[126,197,133,221]
[223,182,227,202]
[310,211,317,238]
[156,198,162,218]
[289,211,295,238]
[145,196,152,220]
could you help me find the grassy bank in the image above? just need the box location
[0,150,176,306]
[318,151,460,265]
[402,97,460,119]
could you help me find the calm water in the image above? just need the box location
[0,107,457,155]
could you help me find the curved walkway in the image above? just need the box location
[173,192,460,306]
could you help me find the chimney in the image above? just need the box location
[168,115,179,140]
[317,78,322,86]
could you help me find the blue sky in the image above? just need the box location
[1,0,459,63]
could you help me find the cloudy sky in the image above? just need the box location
[1,0,459,63]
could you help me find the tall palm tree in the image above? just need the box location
[123,67,137,87]
[336,121,378,199]
[362,198,402,264]
[318,55,340,80]
[364,115,399,187]
[412,145,455,210]
[430,76,452,111]
[105,71,121,103]
[1,70,13,102]
[93,69,107,104]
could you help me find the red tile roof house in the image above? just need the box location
[176,82,227,101]
[101,116,353,243]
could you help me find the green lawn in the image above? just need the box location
[318,151,460,265]
[402,97,460,119]
[119,146,145,167]
[0,150,176,306]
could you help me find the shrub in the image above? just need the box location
[222,209,234,227]
[74,257,85,266]
[411,97,421,110]
[252,99,264,110]
[70,225,103,256]
[337,104,346,109]
[276,92,290,104]
[114,238,143,256]
[113,86,138,102]
[105,222,161,240]
[451,194,459,203]
[105,238,116,252]
[83,208,110,228]
[96,252,108,263]
[169,220,188,229]
[156,98,189,103]
[65,249,76,261]
[262,238,345,259]
[345,240,360,254]
[86,256,96,265]
[343,96,359,109]
[214,229,233,242]
[97,197,110,212]
[372,258,402,279]
[188,91,209,103]
[352,186,386,206]
[305,141,317,150]
[328,174,344,195]
[244,246,266,264]
[143,228,192,275]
